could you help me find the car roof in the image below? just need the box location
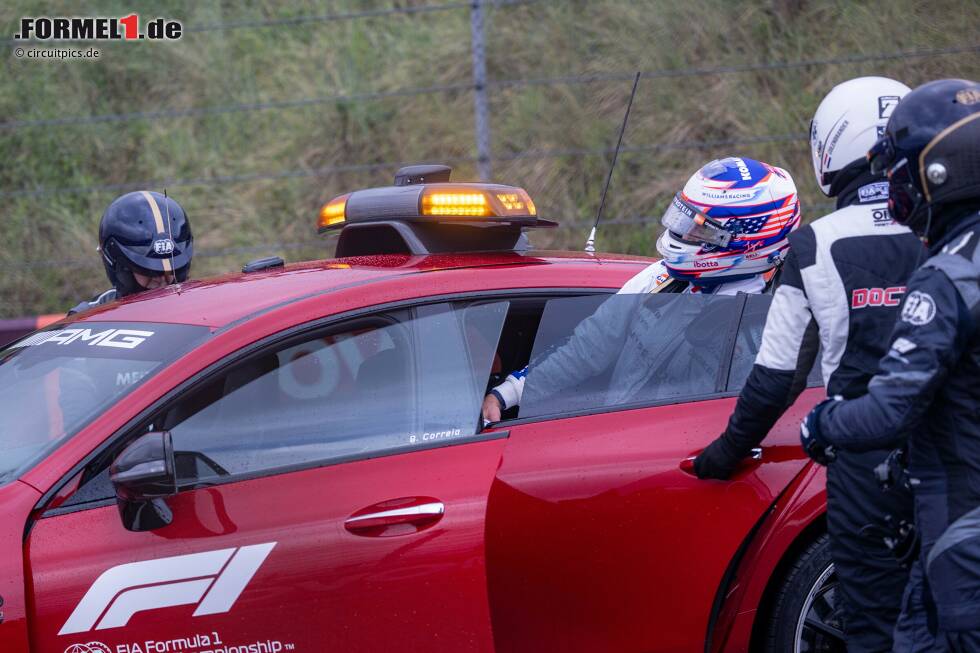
[65,250,655,329]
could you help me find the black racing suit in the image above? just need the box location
[818,209,980,651]
[696,173,925,652]
[67,288,117,316]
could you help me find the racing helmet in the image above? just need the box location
[656,157,801,284]
[810,76,911,196]
[867,78,980,238]
[99,191,193,296]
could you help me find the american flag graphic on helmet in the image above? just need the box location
[723,197,800,241]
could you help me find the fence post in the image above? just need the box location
[470,0,492,181]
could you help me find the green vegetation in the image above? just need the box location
[1,0,978,316]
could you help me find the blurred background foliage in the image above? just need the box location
[1,0,978,316]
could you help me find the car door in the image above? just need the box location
[484,292,820,652]
[26,301,509,653]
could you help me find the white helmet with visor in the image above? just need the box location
[809,76,911,196]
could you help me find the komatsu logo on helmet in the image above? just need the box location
[732,158,753,181]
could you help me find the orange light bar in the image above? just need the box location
[422,190,492,217]
[496,191,536,216]
[318,194,349,231]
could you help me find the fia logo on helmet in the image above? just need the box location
[153,238,175,255]
[955,89,980,106]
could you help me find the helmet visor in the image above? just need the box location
[884,156,922,227]
[115,237,192,275]
[868,135,897,176]
[660,194,732,248]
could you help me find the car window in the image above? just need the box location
[0,323,209,487]
[518,293,740,420]
[727,294,822,391]
[152,301,508,485]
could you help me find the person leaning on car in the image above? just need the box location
[481,155,801,422]
[68,190,194,315]
[693,77,923,653]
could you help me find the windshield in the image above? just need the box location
[0,322,209,485]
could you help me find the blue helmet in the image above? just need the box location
[868,78,980,239]
[99,191,193,296]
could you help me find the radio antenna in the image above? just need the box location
[585,71,641,254]
[163,188,176,281]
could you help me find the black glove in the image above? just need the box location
[693,435,742,480]
[800,399,838,466]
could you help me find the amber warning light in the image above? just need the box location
[319,194,348,229]
[420,187,536,218]
[317,183,539,233]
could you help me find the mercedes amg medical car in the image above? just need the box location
[0,166,839,653]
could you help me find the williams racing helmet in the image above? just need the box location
[99,191,193,296]
[810,76,911,197]
[656,157,801,283]
[867,78,980,238]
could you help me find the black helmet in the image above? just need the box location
[99,191,193,296]
[868,78,980,239]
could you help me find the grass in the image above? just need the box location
[1,0,978,317]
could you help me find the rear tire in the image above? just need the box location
[763,533,846,653]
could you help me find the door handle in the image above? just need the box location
[679,447,763,476]
[345,498,445,537]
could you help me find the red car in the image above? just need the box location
[0,170,838,653]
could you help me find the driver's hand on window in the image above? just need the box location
[482,394,502,423]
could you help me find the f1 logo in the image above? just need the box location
[878,95,901,120]
[59,543,275,635]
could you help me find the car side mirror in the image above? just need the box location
[110,431,178,531]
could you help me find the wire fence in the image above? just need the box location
[2,0,977,276]
[0,133,809,199]
[4,45,977,131]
